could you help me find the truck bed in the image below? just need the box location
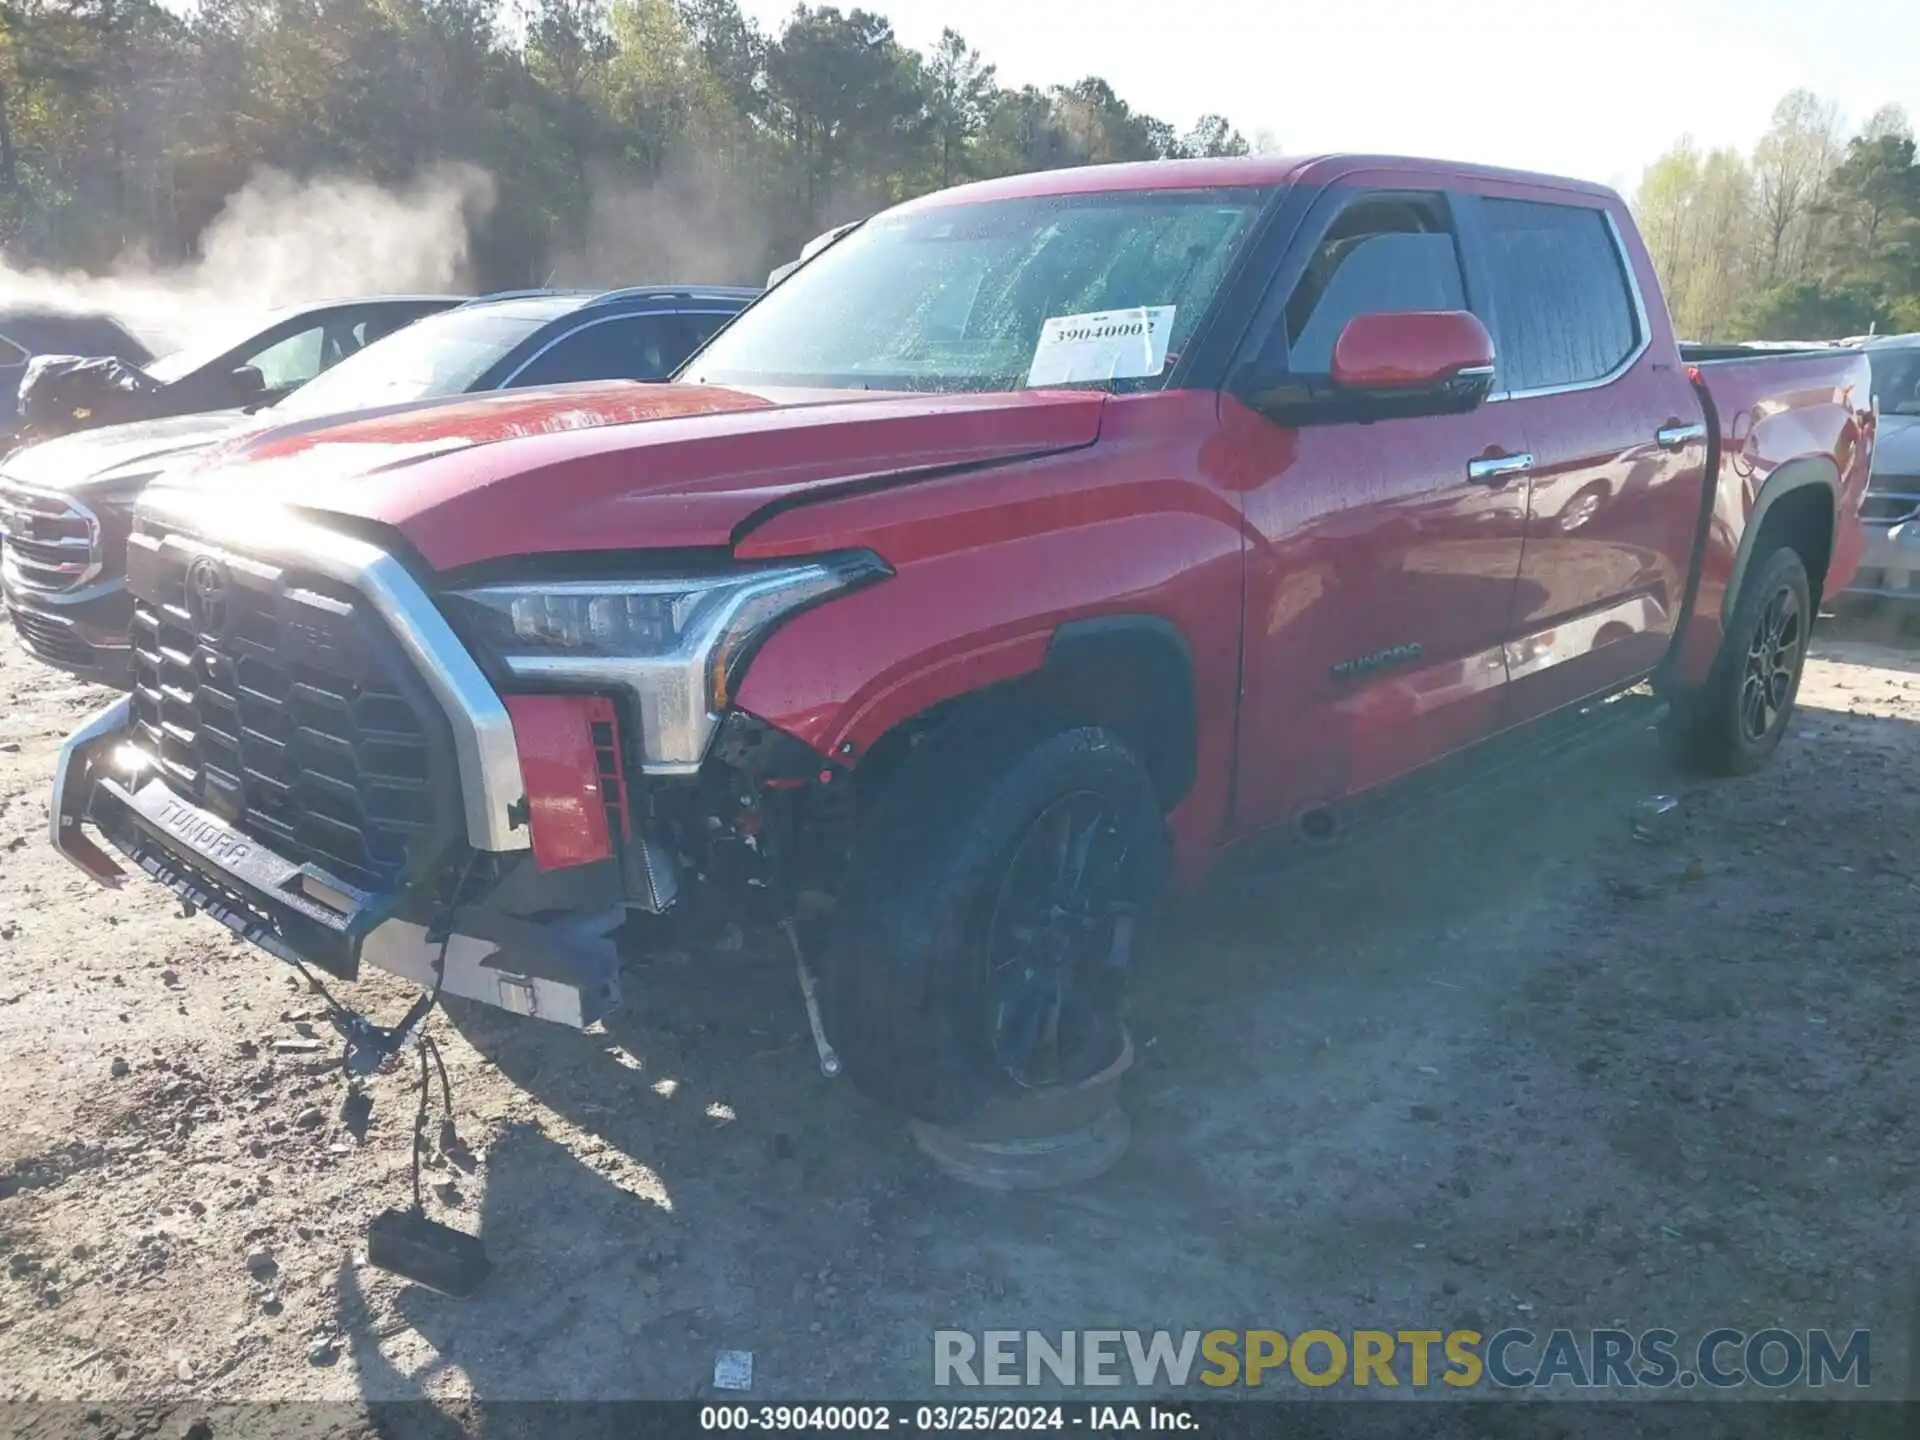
[1668,343,1874,686]
[1678,341,1850,363]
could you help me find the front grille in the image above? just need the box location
[125,519,463,893]
[0,480,98,592]
[1863,474,1920,526]
[9,605,96,668]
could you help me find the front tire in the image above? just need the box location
[825,712,1167,1127]
[1664,545,1812,776]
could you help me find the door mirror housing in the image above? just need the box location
[1330,310,1496,413]
[229,364,267,399]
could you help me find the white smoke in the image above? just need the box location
[0,164,498,356]
[545,160,775,290]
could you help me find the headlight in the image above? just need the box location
[443,552,890,773]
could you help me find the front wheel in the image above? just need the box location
[1664,545,1812,776]
[825,714,1167,1126]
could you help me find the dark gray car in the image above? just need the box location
[1,285,757,684]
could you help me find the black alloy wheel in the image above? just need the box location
[1739,580,1804,745]
[982,789,1136,1091]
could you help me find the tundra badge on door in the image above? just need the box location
[1331,642,1423,681]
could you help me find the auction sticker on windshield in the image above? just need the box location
[1026,306,1174,387]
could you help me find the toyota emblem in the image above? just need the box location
[185,555,231,638]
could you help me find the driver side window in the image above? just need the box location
[1283,194,1467,375]
[243,325,327,391]
[0,333,25,421]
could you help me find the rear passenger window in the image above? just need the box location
[1285,194,1467,375]
[1482,200,1640,393]
[681,311,736,349]
[509,315,688,387]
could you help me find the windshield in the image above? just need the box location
[1867,346,1920,417]
[267,308,549,420]
[683,188,1270,394]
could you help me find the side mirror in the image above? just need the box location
[1330,311,1496,414]
[230,364,267,398]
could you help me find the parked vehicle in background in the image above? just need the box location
[15,295,464,449]
[0,307,153,455]
[49,156,1870,1136]
[1,285,757,685]
[1841,332,1920,605]
[767,221,860,287]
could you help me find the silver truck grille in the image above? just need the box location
[126,516,467,893]
[0,479,99,592]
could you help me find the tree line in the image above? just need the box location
[1635,89,1920,341]
[10,2,1907,340]
[0,0,1267,287]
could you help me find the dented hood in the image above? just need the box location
[171,380,1107,569]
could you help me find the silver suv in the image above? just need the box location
[1845,334,1920,604]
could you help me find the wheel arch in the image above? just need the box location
[1037,613,1199,808]
[1721,457,1839,621]
[840,612,1201,819]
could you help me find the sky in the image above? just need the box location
[738,0,1920,192]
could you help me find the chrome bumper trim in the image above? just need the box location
[2,571,128,607]
[136,488,530,852]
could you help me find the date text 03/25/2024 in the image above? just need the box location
[698,1405,1195,1432]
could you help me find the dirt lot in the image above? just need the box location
[2,611,1918,1424]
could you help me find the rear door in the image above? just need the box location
[1229,182,1531,830]
[1461,193,1708,722]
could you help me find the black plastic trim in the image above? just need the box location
[1044,613,1199,805]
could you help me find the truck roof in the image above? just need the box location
[892,154,1621,212]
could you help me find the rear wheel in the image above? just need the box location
[1664,545,1811,776]
[825,712,1166,1126]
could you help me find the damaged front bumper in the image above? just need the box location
[52,695,625,1029]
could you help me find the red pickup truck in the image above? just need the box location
[51,155,1872,1127]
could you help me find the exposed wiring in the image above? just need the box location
[411,1033,431,1214]
[408,1030,457,1214]
[277,853,477,1213]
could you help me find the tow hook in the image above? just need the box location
[782,917,841,1078]
[329,988,437,1076]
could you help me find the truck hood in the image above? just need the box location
[1872,412,1920,476]
[170,381,1108,570]
[0,409,257,494]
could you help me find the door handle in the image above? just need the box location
[1467,452,1533,486]
[1656,422,1707,451]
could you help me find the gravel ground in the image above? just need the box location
[1,609,1918,1428]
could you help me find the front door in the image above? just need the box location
[1228,184,1532,834]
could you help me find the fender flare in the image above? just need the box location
[1042,613,1199,805]
[1719,457,1839,624]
